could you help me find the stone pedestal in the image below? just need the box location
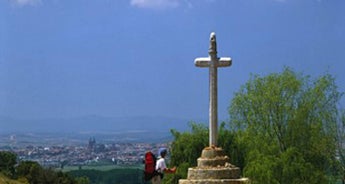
[179,147,249,184]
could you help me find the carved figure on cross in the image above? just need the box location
[195,32,232,147]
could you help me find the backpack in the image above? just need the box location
[144,151,158,181]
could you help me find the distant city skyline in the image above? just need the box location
[1,0,344,128]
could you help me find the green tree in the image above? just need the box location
[26,162,43,184]
[229,68,341,184]
[16,161,41,178]
[0,151,17,178]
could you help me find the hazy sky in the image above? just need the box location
[0,0,344,121]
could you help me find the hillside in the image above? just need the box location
[0,174,28,184]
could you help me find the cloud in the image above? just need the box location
[130,0,180,9]
[10,0,42,6]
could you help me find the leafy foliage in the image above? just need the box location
[0,151,17,177]
[229,68,341,183]
[0,151,87,184]
[170,122,208,167]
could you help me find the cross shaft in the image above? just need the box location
[194,32,232,147]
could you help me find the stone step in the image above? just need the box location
[179,178,250,184]
[187,167,241,179]
[197,156,230,167]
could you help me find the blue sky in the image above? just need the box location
[0,0,344,122]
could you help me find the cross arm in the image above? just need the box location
[195,57,211,67]
[195,57,232,67]
[218,57,232,67]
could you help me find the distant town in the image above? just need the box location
[0,133,169,168]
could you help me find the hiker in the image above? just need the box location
[151,148,176,184]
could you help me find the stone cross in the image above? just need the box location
[195,32,232,147]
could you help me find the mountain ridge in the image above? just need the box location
[0,115,202,134]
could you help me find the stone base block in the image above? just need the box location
[187,167,241,180]
[179,178,250,184]
[179,147,249,184]
[201,147,225,158]
[197,156,229,167]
